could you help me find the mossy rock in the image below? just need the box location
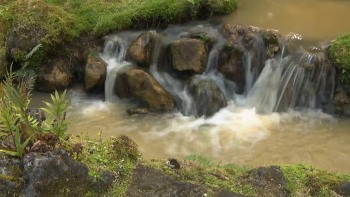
[0,156,23,196]
[113,135,139,162]
[329,34,350,83]
[84,51,107,93]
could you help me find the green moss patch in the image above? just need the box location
[329,34,350,83]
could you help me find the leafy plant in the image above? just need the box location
[41,90,71,137]
[0,129,31,157]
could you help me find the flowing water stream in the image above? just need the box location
[30,1,350,174]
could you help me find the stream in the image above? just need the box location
[30,0,350,175]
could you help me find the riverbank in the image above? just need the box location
[1,134,350,196]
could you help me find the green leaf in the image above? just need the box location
[0,150,20,157]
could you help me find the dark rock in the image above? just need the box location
[221,24,260,43]
[127,165,206,197]
[115,65,175,111]
[0,156,23,196]
[247,165,288,197]
[187,75,227,117]
[341,181,350,196]
[126,107,150,115]
[169,39,208,74]
[91,171,113,192]
[128,32,157,68]
[36,59,70,92]
[23,150,92,197]
[84,51,107,93]
[218,42,246,93]
[333,90,349,105]
[26,108,46,123]
[166,158,180,169]
[218,190,248,197]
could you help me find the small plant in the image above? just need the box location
[0,129,32,157]
[41,90,71,137]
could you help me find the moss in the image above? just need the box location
[280,164,350,197]
[329,34,350,83]
[62,135,139,197]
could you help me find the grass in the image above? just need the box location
[329,34,350,83]
[0,0,238,78]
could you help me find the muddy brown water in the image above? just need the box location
[222,0,350,41]
[31,85,350,174]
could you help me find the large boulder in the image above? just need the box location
[84,52,107,93]
[169,39,208,74]
[187,75,227,117]
[36,59,70,92]
[218,42,246,93]
[128,32,157,68]
[23,150,92,197]
[0,156,23,196]
[115,66,175,111]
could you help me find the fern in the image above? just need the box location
[41,90,71,137]
[0,128,32,158]
[25,44,43,60]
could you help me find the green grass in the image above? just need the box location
[329,34,350,83]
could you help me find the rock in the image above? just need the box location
[115,66,175,111]
[113,135,139,162]
[218,42,246,93]
[84,52,107,93]
[262,31,281,58]
[341,182,350,196]
[0,156,23,196]
[333,90,349,105]
[247,166,288,197]
[26,108,46,123]
[36,59,70,92]
[6,24,46,56]
[189,31,218,49]
[221,24,260,43]
[344,105,350,116]
[23,150,92,197]
[128,32,157,68]
[91,171,113,192]
[126,107,150,115]
[169,39,208,74]
[218,190,248,197]
[127,165,207,197]
[187,75,227,117]
[166,158,180,170]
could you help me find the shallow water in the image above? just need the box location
[222,0,350,41]
[31,86,350,174]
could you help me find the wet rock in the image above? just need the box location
[333,90,349,105]
[221,24,260,43]
[344,105,350,116]
[36,59,70,92]
[218,42,246,93]
[262,31,281,59]
[126,107,150,115]
[341,181,350,196]
[127,165,207,197]
[187,75,227,117]
[115,65,175,111]
[189,31,218,49]
[169,39,208,74]
[128,32,157,68]
[6,24,46,57]
[91,171,113,192]
[84,51,107,93]
[26,108,46,123]
[247,165,288,197]
[0,156,23,196]
[23,150,92,197]
[218,190,248,197]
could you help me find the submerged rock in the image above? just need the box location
[126,107,150,115]
[247,166,288,197]
[23,150,92,197]
[84,51,107,93]
[36,59,70,92]
[115,65,174,111]
[128,32,157,68]
[187,75,227,117]
[127,165,207,196]
[0,156,23,196]
[218,42,246,93]
[169,39,208,74]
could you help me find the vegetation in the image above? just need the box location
[0,0,238,78]
[329,34,350,83]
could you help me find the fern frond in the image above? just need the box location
[25,44,43,60]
